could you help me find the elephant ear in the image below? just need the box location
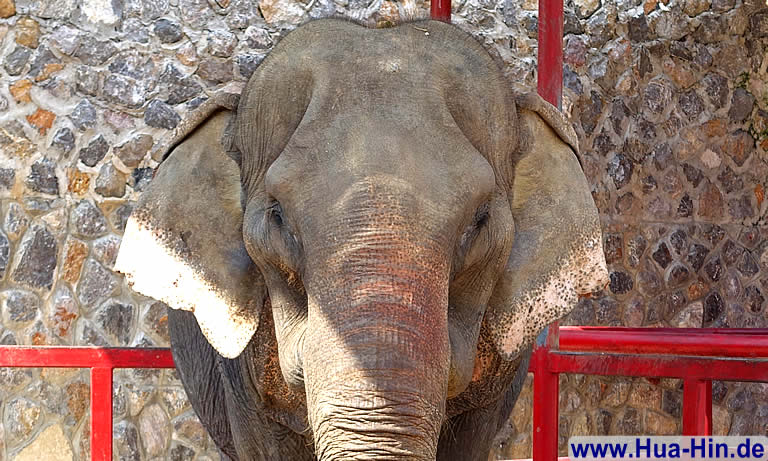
[115,89,265,359]
[487,92,610,361]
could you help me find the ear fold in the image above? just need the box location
[487,92,609,360]
[115,101,265,359]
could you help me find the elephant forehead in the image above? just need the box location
[238,18,514,201]
[247,18,503,113]
[270,113,495,215]
[278,18,494,73]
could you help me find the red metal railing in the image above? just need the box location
[530,326,768,461]
[1,327,766,460]
[0,347,175,460]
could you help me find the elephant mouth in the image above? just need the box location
[305,369,447,461]
[312,391,442,461]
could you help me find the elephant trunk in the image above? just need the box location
[302,235,451,460]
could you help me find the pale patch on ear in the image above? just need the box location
[490,226,609,359]
[116,213,259,358]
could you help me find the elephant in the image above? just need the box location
[115,18,609,461]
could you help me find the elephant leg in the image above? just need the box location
[169,308,239,459]
[217,356,316,461]
[437,352,531,461]
[171,309,313,460]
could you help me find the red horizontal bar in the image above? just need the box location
[559,327,768,357]
[549,352,768,382]
[0,346,175,369]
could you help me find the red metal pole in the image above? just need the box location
[683,379,713,435]
[537,0,564,108]
[559,327,768,357]
[535,14,566,458]
[430,0,451,22]
[532,324,560,461]
[91,367,114,461]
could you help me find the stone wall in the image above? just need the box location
[0,0,765,459]
[495,0,768,457]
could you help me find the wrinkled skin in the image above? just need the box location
[116,18,609,461]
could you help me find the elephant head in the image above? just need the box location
[116,18,608,461]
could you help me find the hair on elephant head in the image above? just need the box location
[116,17,608,461]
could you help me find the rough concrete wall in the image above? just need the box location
[0,0,765,459]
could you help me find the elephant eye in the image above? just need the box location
[458,202,490,250]
[473,202,490,229]
[267,201,284,227]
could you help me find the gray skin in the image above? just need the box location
[115,18,609,461]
